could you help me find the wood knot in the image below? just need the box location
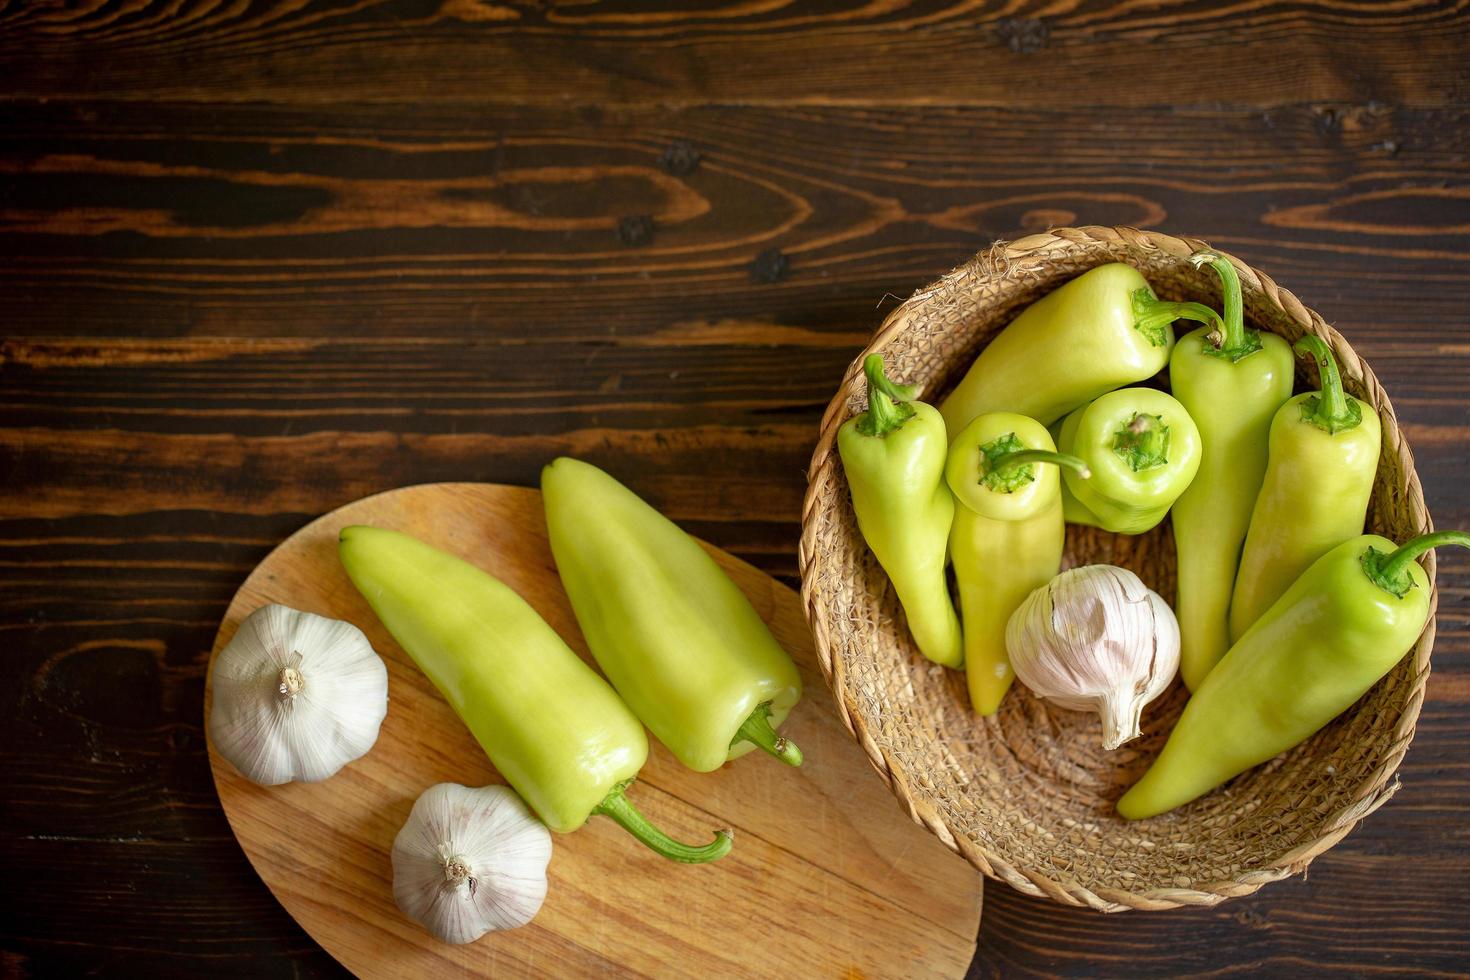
[659,140,701,177]
[750,248,789,284]
[995,17,1048,54]
[616,214,654,247]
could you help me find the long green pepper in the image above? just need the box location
[1169,252,1294,691]
[542,458,803,774]
[1119,530,1468,820]
[338,525,731,862]
[940,262,1220,432]
[1054,387,1202,535]
[837,355,962,668]
[1229,335,1382,640]
[946,412,1090,715]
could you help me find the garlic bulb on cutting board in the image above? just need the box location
[393,783,553,943]
[1005,565,1179,750]
[208,603,388,784]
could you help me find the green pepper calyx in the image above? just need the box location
[1294,335,1363,434]
[979,432,1091,494]
[1111,413,1171,472]
[856,354,918,437]
[594,780,734,863]
[731,701,803,766]
[1361,530,1470,598]
[1130,288,1221,348]
[1190,251,1265,362]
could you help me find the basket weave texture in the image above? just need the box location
[799,225,1437,912]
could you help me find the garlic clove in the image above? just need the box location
[392,783,553,943]
[1005,565,1180,750]
[209,604,389,785]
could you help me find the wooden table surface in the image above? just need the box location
[2,2,1467,977]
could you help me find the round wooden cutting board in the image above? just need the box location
[206,483,982,978]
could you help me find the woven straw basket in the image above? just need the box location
[799,226,1437,912]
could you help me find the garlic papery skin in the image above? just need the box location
[208,603,388,785]
[1005,565,1180,750]
[392,783,552,943]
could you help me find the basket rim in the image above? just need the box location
[797,224,1437,912]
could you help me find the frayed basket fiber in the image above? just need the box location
[798,225,1436,912]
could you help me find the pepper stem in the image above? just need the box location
[731,701,803,766]
[1111,413,1170,472]
[856,354,917,437]
[1361,531,1470,598]
[593,782,733,864]
[1190,251,1264,361]
[1294,335,1362,434]
[1130,288,1222,347]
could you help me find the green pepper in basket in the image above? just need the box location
[939,263,1221,432]
[338,525,731,862]
[946,412,1090,715]
[1169,252,1295,691]
[836,355,963,668]
[542,457,803,774]
[1054,387,1202,535]
[1229,335,1382,640]
[1118,530,1467,820]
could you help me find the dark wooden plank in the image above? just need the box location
[0,0,1466,108]
[2,101,1467,339]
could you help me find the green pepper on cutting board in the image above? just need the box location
[1228,335,1382,640]
[338,526,732,862]
[1169,252,1295,691]
[837,354,963,668]
[1054,387,1202,535]
[542,457,803,774]
[945,412,1091,715]
[939,262,1222,433]
[1118,530,1468,820]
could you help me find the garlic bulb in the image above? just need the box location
[393,783,552,943]
[209,603,388,784]
[1005,565,1179,750]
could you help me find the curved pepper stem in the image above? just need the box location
[1190,251,1264,361]
[1294,335,1362,434]
[1130,289,1222,347]
[732,701,803,767]
[856,354,917,437]
[979,432,1091,493]
[1362,530,1470,598]
[593,782,733,864]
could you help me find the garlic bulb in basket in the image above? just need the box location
[1005,565,1179,749]
[393,783,553,943]
[208,603,388,784]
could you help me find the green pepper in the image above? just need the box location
[945,412,1090,715]
[939,262,1220,432]
[1229,335,1382,640]
[1054,387,1202,535]
[1169,252,1295,691]
[542,457,803,774]
[836,355,963,668]
[1118,530,1468,820]
[338,526,731,862]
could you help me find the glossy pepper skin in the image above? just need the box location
[1055,387,1202,535]
[1118,531,1468,820]
[1229,335,1382,640]
[542,457,802,774]
[939,263,1219,432]
[1169,252,1295,691]
[338,526,731,862]
[837,355,962,668]
[945,412,1090,715]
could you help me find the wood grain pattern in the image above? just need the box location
[205,482,981,978]
[3,0,1469,975]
